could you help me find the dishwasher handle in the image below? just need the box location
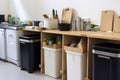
[19,39,40,43]
[20,41,26,44]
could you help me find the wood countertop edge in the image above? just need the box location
[23,29,120,40]
[86,31,120,41]
[23,28,41,32]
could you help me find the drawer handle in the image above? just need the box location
[98,55,110,59]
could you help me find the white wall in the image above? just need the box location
[10,0,120,25]
[9,0,41,21]
[0,0,10,20]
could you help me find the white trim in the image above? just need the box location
[65,50,86,56]
[43,47,62,51]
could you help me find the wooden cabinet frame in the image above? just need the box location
[39,30,120,80]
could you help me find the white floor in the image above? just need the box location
[0,60,61,80]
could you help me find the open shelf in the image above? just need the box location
[63,35,87,54]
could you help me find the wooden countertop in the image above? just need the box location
[42,30,85,36]
[23,29,120,40]
[23,28,42,32]
[86,31,120,41]
[42,30,120,41]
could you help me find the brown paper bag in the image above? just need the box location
[100,11,114,32]
[113,16,120,33]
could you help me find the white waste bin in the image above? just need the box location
[66,51,87,80]
[43,47,62,78]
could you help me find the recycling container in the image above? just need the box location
[92,42,120,80]
[43,47,62,78]
[66,51,87,80]
[19,35,40,73]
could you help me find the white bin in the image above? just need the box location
[66,51,87,80]
[43,47,62,78]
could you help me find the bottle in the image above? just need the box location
[7,14,11,23]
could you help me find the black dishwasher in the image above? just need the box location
[92,43,120,80]
[19,35,40,73]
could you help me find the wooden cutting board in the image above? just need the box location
[100,11,114,32]
[113,16,120,33]
[61,8,72,24]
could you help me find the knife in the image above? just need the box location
[55,10,58,19]
[52,9,55,18]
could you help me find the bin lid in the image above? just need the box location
[19,35,40,40]
[92,43,120,53]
